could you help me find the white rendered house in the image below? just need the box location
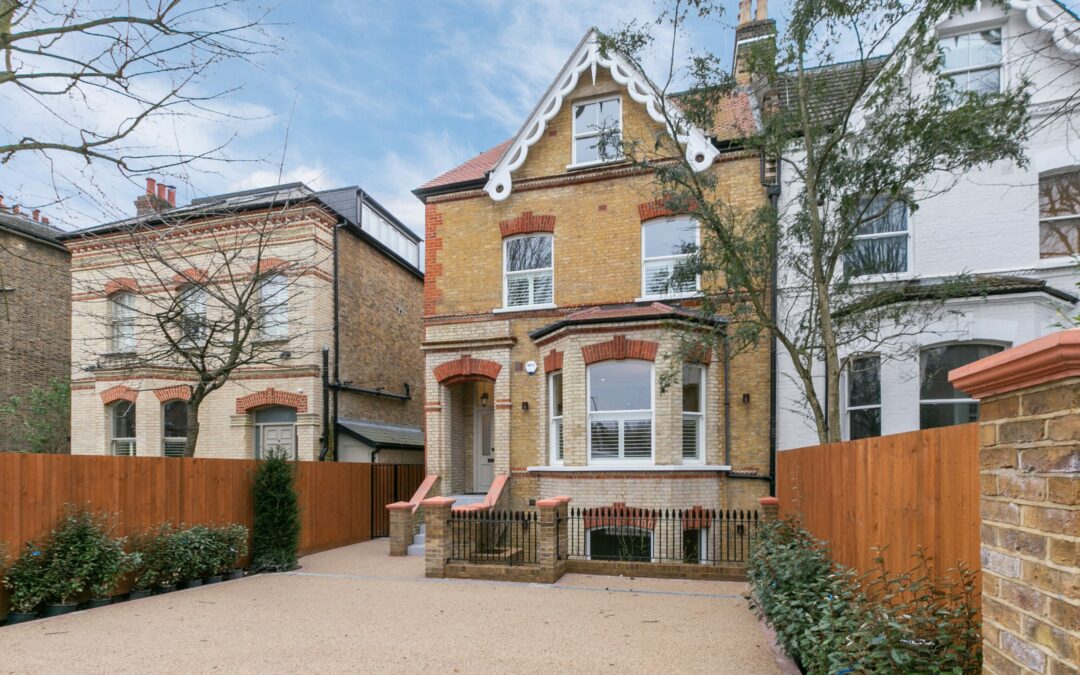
[776,0,1080,449]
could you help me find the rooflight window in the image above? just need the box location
[572,97,622,165]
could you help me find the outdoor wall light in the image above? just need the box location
[480,392,489,407]
[521,401,530,412]
[742,393,751,404]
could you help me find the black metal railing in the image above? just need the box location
[447,510,538,566]
[561,506,758,564]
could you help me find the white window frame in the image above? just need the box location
[570,95,623,169]
[502,234,555,310]
[161,400,187,458]
[681,364,706,464]
[110,402,136,456]
[845,354,881,441]
[640,216,700,299]
[258,273,289,341]
[586,361,655,465]
[1037,169,1080,261]
[939,26,1004,95]
[178,284,207,345]
[585,525,654,562]
[847,197,912,280]
[548,371,564,465]
[108,292,136,354]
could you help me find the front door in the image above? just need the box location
[474,408,494,492]
[261,424,296,460]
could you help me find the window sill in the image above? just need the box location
[1036,256,1079,270]
[526,464,732,473]
[847,272,915,284]
[635,291,701,303]
[565,158,626,172]
[253,337,290,346]
[493,303,556,314]
[103,351,137,359]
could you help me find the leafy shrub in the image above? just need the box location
[0,378,70,453]
[88,533,130,598]
[40,509,117,604]
[251,454,300,572]
[3,544,48,613]
[212,524,249,575]
[132,524,184,588]
[747,518,981,674]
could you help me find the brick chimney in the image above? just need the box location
[135,177,171,217]
[733,0,776,86]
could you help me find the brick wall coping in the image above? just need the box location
[949,328,1080,399]
[759,496,779,506]
[420,496,456,507]
[525,464,732,473]
[386,501,413,511]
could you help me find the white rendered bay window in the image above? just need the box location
[504,234,553,308]
[588,360,653,462]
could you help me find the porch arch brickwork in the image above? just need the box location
[235,387,309,414]
[424,323,513,497]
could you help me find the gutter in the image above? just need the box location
[330,381,412,401]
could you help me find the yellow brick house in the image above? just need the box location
[413,28,775,521]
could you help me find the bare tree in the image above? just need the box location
[599,0,1031,442]
[0,0,275,170]
[71,189,332,457]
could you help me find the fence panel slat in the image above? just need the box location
[776,424,980,584]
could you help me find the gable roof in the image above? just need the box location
[479,28,722,202]
[416,140,512,193]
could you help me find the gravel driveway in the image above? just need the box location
[0,539,783,674]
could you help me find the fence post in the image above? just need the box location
[386,501,414,556]
[536,495,570,583]
[758,496,779,523]
[421,496,455,578]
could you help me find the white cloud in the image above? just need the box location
[229,165,340,193]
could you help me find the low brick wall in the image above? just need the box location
[565,559,747,581]
[444,562,563,584]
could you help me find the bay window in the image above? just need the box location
[549,371,564,464]
[681,365,705,461]
[110,402,136,456]
[847,355,881,440]
[504,234,553,308]
[572,96,621,165]
[920,343,1004,429]
[846,196,909,277]
[940,29,1002,95]
[109,292,136,353]
[1038,170,1080,259]
[642,217,699,297]
[587,360,653,462]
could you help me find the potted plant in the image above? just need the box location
[40,509,108,616]
[3,545,47,625]
[136,524,180,593]
[203,527,230,584]
[173,526,204,588]
[126,546,153,600]
[221,524,249,580]
[86,535,129,608]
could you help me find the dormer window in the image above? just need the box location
[572,97,621,166]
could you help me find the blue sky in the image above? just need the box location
[5,0,1077,235]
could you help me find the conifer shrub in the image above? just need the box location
[250,452,300,572]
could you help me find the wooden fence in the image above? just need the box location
[369,464,426,537]
[0,454,422,616]
[776,423,981,584]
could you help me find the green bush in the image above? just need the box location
[131,524,184,589]
[251,454,300,572]
[747,518,981,674]
[212,524,249,575]
[88,533,130,599]
[40,509,117,605]
[3,544,49,613]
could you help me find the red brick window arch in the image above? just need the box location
[433,356,502,387]
[235,388,308,414]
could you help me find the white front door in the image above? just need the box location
[261,424,296,459]
[474,408,494,492]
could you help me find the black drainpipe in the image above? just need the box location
[766,170,781,496]
[320,347,331,460]
[331,216,343,461]
[722,329,731,467]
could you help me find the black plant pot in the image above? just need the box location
[157,584,176,594]
[85,597,112,610]
[41,603,78,617]
[203,575,222,585]
[182,579,202,589]
[4,612,38,626]
[228,569,245,581]
[129,588,152,600]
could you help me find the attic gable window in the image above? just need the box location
[572,97,622,166]
[940,29,1002,95]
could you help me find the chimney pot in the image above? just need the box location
[12,205,19,215]
[166,186,176,207]
[32,209,40,222]
[146,177,156,195]
[755,0,768,21]
[738,0,751,25]
[156,183,167,201]
[42,216,50,225]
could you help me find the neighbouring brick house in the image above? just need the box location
[0,199,71,452]
[61,180,424,461]
[412,25,775,536]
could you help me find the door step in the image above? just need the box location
[407,524,426,557]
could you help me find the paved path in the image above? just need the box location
[0,540,782,674]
